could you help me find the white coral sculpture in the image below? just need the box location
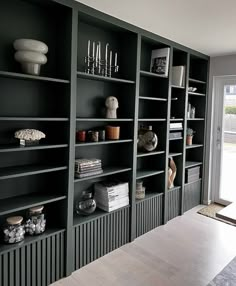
[15,129,46,141]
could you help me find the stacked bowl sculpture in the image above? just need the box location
[13,39,48,75]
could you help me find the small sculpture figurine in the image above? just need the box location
[168,157,177,189]
[105,96,119,118]
[15,129,46,146]
[13,39,48,75]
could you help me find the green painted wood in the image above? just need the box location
[0,144,68,153]
[73,206,130,270]
[183,180,201,212]
[136,193,163,237]
[166,187,181,221]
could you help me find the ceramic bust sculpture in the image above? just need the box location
[105,96,119,119]
[168,157,177,189]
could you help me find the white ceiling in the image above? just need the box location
[75,0,236,57]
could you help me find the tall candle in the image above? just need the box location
[92,41,95,59]
[110,50,112,67]
[95,43,99,66]
[98,42,101,61]
[87,40,90,58]
[114,52,117,67]
[105,43,109,63]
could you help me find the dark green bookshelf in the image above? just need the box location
[0,0,209,284]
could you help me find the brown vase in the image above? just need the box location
[186,135,193,145]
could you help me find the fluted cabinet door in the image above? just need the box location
[0,230,65,286]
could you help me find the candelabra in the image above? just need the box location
[84,40,119,77]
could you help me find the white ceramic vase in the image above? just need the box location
[13,39,48,75]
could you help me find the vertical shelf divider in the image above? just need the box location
[65,8,78,276]
[181,53,190,214]
[164,47,173,224]
[131,34,141,241]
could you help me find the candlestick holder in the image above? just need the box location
[84,40,119,77]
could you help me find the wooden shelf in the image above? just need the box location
[76,118,133,122]
[73,205,130,226]
[186,144,203,149]
[169,152,182,157]
[169,137,183,141]
[0,117,69,121]
[135,192,163,203]
[188,92,206,96]
[137,150,165,158]
[187,118,205,121]
[189,78,206,84]
[185,178,202,186]
[185,161,203,168]
[0,193,66,216]
[140,70,168,79]
[136,169,165,180]
[0,144,68,152]
[171,85,185,89]
[138,118,166,122]
[0,165,67,180]
[0,228,65,255]
[77,71,135,84]
[75,139,132,147]
[74,167,132,182]
[170,118,184,121]
[168,185,181,192]
[0,71,70,83]
[139,96,167,102]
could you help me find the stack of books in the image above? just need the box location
[94,181,129,212]
[75,158,103,179]
[170,122,183,130]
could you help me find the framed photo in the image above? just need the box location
[150,47,170,76]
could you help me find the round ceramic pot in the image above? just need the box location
[186,135,193,145]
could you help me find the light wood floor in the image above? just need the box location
[52,206,236,286]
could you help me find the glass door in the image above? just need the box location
[212,77,236,205]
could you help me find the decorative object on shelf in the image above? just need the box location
[75,190,97,216]
[172,66,185,87]
[76,130,86,142]
[13,39,48,75]
[105,96,119,119]
[25,205,46,235]
[3,216,25,244]
[75,158,103,179]
[135,181,145,199]
[85,40,119,77]
[88,130,99,142]
[186,128,195,146]
[185,166,200,183]
[170,122,183,130]
[150,47,170,76]
[138,125,158,152]
[106,125,120,140]
[169,132,182,139]
[188,87,197,92]
[168,157,177,189]
[94,180,129,212]
[187,103,196,119]
[15,129,46,146]
[99,129,106,141]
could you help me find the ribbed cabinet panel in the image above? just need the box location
[0,231,65,286]
[135,194,163,238]
[73,206,130,271]
[183,180,201,212]
[166,188,181,221]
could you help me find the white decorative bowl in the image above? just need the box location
[13,38,48,75]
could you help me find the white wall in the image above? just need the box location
[204,55,236,204]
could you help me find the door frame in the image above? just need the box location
[211,75,236,205]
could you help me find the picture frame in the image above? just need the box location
[150,47,170,76]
